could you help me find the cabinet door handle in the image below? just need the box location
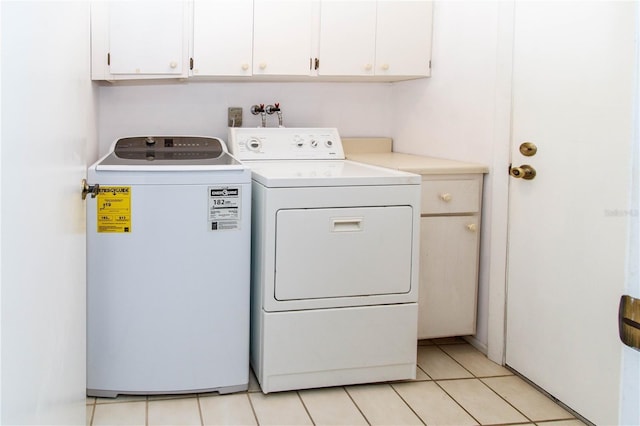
[381,63,390,71]
[169,61,177,69]
[466,223,477,232]
[439,193,452,202]
[259,62,267,70]
[364,63,373,71]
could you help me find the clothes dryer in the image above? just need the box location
[228,128,420,393]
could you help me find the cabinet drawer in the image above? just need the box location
[421,179,480,214]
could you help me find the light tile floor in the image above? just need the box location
[87,338,586,426]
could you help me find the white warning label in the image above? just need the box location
[208,186,241,231]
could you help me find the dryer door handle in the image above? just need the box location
[331,218,363,232]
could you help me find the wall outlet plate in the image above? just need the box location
[228,107,243,127]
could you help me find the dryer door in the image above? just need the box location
[274,206,413,301]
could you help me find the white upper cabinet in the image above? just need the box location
[91,0,431,81]
[92,1,190,80]
[318,0,433,78]
[318,1,377,76]
[192,0,253,77]
[375,1,433,77]
[252,0,314,76]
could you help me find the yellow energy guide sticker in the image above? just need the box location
[97,186,131,233]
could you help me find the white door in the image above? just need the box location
[505,2,636,425]
[1,1,95,424]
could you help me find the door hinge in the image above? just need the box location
[315,57,320,70]
[190,57,194,70]
[107,52,110,66]
[81,179,100,200]
[619,295,640,350]
[429,60,431,69]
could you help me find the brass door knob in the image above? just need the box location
[519,142,538,156]
[510,164,536,180]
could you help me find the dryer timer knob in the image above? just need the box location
[247,138,261,151]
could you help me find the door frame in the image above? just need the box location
[485,0,515,365]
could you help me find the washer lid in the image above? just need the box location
[97,136,244,171]
[247,160,421,187]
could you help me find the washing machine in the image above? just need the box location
[85,136,251,397]
[228,128,421,393]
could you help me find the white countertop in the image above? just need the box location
[342,138,489,175]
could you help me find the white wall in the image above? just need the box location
[391,1,508,352]
[97,82,394,155]
[1,2,98,424]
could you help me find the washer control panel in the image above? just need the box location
[228,128,344,160]
[114,136,224,161]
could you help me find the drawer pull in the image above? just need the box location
[439,193,452,202]
[466,223,477,232]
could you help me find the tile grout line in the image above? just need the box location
[477,377,542,424]
[88,401,95,426]
[343,386,372,426]
[196,395,204,426]
[435,342,570,425]
[432,379,483,425]
[433,342,480,378]
[388,383,427,426]
[295,390,316,426]
[434,342,536,425]
[505,366,590,425]
[416,363,432,381]
[245,391,260,426]
[145,396,149,426]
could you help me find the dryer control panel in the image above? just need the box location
[228,128,344,161]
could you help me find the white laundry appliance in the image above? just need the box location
[85,136,251,397]
[228,127,421,393]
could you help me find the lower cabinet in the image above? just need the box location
[418,174,483,339]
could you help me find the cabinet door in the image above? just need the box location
[108,1,187,76]
[192,0,253,76]
[376,1,432,77]
[418,215,479,339]
[318,1,376,76]
[253,0,313,76]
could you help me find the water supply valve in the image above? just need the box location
[251,104,267,127]
[266,102,283,127]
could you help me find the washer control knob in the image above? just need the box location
[145,137,156,146]
[296,141,304,148]
[325,140,333,148]
[310,139,318,148]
